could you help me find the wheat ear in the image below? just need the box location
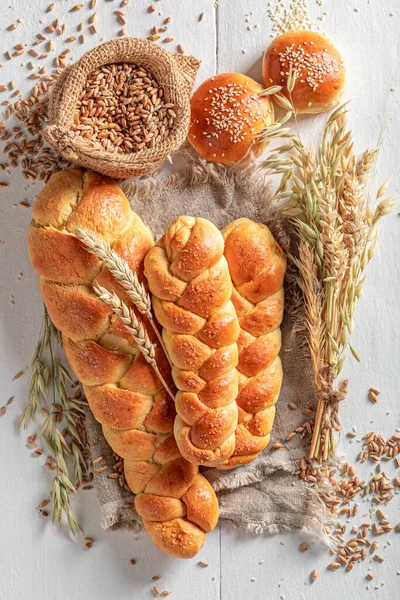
[74,228,171,366]
[262,91,396,461]
[93,283,175,401]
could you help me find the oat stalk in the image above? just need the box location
[74,227,171,366]
[260,91,396,462]
[93,283,175,401]
[16,307,89,538]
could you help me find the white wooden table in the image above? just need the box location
[0,1,399,599]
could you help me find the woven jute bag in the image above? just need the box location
[44,38,200,179]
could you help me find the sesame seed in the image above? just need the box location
[277,42,343,92]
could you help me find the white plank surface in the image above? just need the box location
[0,1,399,599]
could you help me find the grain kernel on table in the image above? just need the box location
[310,569,318,582]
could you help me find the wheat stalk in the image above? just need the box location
[291,111,394,461]
[93,283,175,401]
[259,88,396,462]
[74,227,171,366]
[17,307,88,538]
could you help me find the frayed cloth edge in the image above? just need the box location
[103,518,143,533]
[220,485,336,543]
[208,457,302,493]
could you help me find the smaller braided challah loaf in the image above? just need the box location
[144,217,240,467]
[217,218,287,469]
[28,170,218,558]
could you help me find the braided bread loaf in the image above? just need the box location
[144,217,240,467]
[28,169,219,558]
[217,218,287,469]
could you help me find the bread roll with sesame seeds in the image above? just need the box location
[188,73,274,166]
[262,30,345,114]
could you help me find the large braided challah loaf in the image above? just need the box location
[217,218,287,469]
[144,217,240,467]
[27,169,219,558]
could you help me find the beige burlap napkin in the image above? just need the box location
[84,157,322,536]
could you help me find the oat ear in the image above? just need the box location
[173,54,201,94]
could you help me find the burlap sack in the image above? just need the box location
[83,157,327,538]
[44,38,200,179]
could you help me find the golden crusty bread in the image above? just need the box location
[144,216,240,467]
[188,72,274,165]
[28,169,219,559]
[262,30,345,115]
[217,218,286,469]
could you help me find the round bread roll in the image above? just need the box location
[188,73,274,165]
[262,30,345,114]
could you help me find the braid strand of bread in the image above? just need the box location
[144,217,240,467]
[217,218,287,469]
[27,170,218,558]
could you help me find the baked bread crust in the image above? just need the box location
[262,30,345,115]
[144,216,240,467]
[188,73,274,165]
[217,218,286,469]
[28,169,219,558]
